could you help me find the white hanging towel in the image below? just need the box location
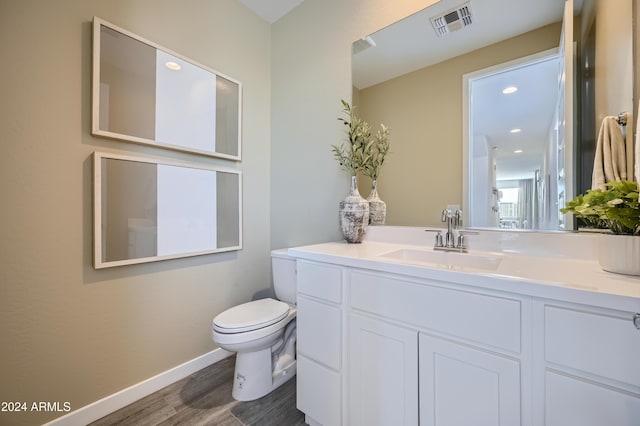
[591,116,627,190]
[636,105,640,187]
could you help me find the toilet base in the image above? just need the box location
[231,347,297,401]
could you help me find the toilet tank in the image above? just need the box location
[271,249,297,305]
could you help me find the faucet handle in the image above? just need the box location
[454,209,463,229]
[425,228,444,247]
[441,209,450,223]
[457,229,478,250]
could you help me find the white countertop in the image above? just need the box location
[287,228,640,313]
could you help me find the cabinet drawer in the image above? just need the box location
[546,370,640,426]
[297,260,342,303]
[297,295,342,370]
[350,271,521,353]
[545,305,640,387]
[297,355,342,426]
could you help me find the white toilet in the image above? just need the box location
[212,249,297,401]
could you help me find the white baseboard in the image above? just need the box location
[44,348,233,426]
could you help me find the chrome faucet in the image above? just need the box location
[425,207,477,252]
[441,208,462,248]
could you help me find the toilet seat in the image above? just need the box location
[213,298,290,334]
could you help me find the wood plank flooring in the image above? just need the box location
[90,356,306,426]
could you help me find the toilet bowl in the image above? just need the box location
[212,249,297,401]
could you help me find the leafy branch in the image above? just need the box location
[331,100,390,179]
[361,124,390,181]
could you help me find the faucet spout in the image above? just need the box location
[441,208,455,248]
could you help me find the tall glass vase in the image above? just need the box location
[367,180,387,225]
[339,176,369,243]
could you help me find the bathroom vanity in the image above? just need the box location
[289,227,640,426]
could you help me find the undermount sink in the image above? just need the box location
[379,248,503,272]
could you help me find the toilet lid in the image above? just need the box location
[213,298,290,333]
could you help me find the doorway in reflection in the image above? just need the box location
[468,50,562,230]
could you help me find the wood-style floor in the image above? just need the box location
[90,356,306,426]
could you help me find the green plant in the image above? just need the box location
[331,100,390,177]
[362,124,390,181]
[561,180,640,235]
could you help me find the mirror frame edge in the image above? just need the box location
[91,16,243,161]
[92,150,243,269]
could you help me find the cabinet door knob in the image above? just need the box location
[634,313,640,330]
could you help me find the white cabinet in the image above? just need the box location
[419,334,521,426]
[296,260,344,426]
[348,313,522,426]
[535,301,640,426]
[349,313,418,426]
[348,270,526,426]
[294,257,640,426]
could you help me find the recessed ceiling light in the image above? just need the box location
[502,86,518,94]
[165,61,181,71]
[513,149,523,154]
[510,128,521,134]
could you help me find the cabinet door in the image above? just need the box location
[349,313,418,426]
[419,334,521,426]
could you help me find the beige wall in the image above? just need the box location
[0,1,270,425]
[270,0,436,248]
[592,0,634,134]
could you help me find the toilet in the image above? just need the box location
[212,249,297,401]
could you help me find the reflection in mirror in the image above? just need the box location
[466,49,564,230]
[92,17,242,160]
[94,152,242,269]
[352,0,634,231]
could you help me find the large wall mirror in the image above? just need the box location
[93,152,242,268]
[92,17,242,160]
[352,0,635,231]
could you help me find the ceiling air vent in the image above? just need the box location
[430,2,473,37]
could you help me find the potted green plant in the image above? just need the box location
[561,180,640,275]
[362,124,390,225]
[332,100,371,243]
[332,100,371,175]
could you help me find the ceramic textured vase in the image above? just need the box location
[597,233,640,276]
[339,176,369,243]
[367,180,387,225]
